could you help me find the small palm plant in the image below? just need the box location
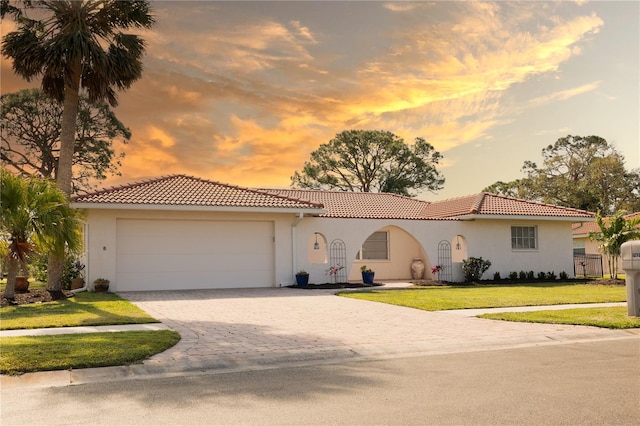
[0,169,81,299]
[589,211,640,279]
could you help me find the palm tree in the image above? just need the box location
[1,169,81,300]
[589,211,640,279]
[2,0,154,291]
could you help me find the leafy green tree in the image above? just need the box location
[2,0,154,292]
[0,169,81,299]
[291,130,444,196]
[483,135,640,214]
[1,89,131,192]
[589,211,640,280]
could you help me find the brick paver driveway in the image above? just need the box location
[122,287,636,372]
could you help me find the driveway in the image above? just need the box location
[121,286,638,373]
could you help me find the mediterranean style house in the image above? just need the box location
[71,174,594,292]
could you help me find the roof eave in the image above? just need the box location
[453,214,595,222]
[71,202,326,215]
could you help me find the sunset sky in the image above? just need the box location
[1,1,638,200]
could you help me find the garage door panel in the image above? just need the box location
[116,219,275,291]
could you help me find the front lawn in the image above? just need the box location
[0,330,180,375]
[0,292,159,330]
[339,283,626,311]
[340,283,637,329]
[480,306,640,329]
[0,292,179,375]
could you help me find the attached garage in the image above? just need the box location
[116,219,275,291]
[72,175,325,291]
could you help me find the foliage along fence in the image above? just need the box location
[573,254,603,278]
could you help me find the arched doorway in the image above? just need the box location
[349,225,430,281]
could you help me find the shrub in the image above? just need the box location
[547,271,557,281]
[509,271,518,280]
[462,257,492,282]
[493,271,501,281]
[559,271,569,280]
[519,271,527,280]
[537,271,546,280]
[527,271,535,280]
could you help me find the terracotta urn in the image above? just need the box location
[410,258,425,279]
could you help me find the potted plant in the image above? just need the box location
[295,270,309,286]
[93,277,110,292]
[67,259,86,290]
[361,265,375,284]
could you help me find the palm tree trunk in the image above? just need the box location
[4,257,18,300]
[48,61,81,292]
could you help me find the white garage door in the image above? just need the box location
[116,219,275,291]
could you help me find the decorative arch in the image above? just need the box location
[308,232,327,263]
[349,225,430,281]
[452,234,468,262]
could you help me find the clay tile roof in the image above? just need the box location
[260,189,431,219]
[421,193,594,219]
[72,175,324,210]
[572,212,640,235]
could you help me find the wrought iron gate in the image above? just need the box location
[329,239,347,283]
[437,240,452,282]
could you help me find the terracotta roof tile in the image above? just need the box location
[261,189,430,219]
[72,175,597,220]
[572,212,640,235]
[72,175,324,210]
[422,193,594,219]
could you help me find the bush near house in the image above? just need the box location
[462,257,492,282]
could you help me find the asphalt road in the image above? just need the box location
[2,338,639,425]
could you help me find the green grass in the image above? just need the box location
[0,330,180,375]
[339,283,626,311]
[479,306,640,329]
[0,292,158,330]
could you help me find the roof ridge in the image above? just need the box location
[249,188,325,208]
[481,192,594,215]
[72,174,184,200]
[261,187,429,202]
[73,175,325,209]
[470,193,486,214]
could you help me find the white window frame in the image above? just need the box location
[356,231,389,260]
[511,225,538,250]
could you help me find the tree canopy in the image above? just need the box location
[1,0,154,196]
[483,135,640,214]
[291,130,444,197]
[1,89,131,192]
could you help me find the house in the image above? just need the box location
[71,174,595,292]
[572,212,640,276]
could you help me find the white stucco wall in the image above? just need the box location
[82,208,301,291]
[83,207,578,291]
[294,217,577,283]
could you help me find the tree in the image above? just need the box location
[1,88,131,192]
[2,0,154,292]
[0,169,81,300]
[483,135,640,214]
[589,211,640,280]
[291,130,444,196]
